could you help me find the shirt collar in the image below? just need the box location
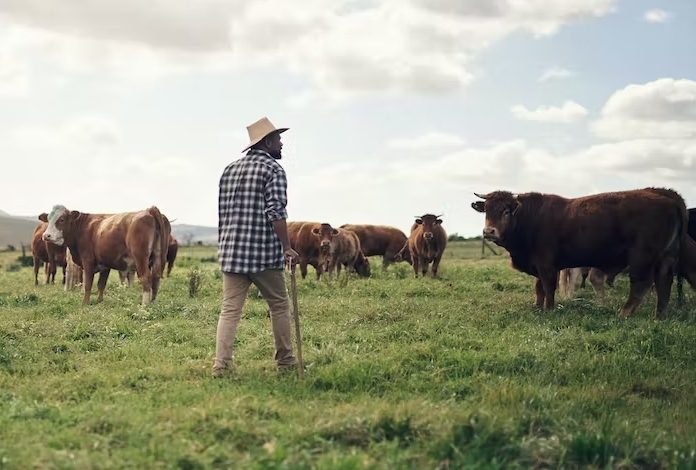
[246,149,273,159]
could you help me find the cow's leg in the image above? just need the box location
[82,263,95,304]
[677,275,684,306]
[136,261,153,306]
[33,257,40,286]
[44,262,50,285]
[300,258,308,279]
[534,278,545,308]
[167,262,173,277]
[654,258,676,320]
[539,269,558,310]
[127,270,134,288]
[412,256,420,277]
[61,264,66,285]
[151,270,161,302]
[619,267,653,319]
[96,269,110,303]
[421,258,429,277]
[580,267,590,289]
[49,260,57,284]
[432,255,442,279]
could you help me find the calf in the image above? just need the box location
[472,188,690,319]
[321,228,371,278]
[41,205,169,305]
[407,214,447,278]
[339,224,411,268]
[291,222,338,279]
[31,218,67,286]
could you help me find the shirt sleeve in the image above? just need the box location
[264,166,288,222]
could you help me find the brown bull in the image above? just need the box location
[472,188,695,319]
[407,214,447,278]
[321,228,371,278]
[289,222,339,279]
[32,219,67,286]
[339,224,411,268]
[41,205,170,305]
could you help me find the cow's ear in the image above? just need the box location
[332,229,339,235]
[70,210,81,219]
[435,218,443,225]
[38,213,48,222]
[311,227,320,236]
[415,218,423,225]
[512,200,522,215]
[471,201,485,213]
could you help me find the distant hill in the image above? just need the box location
[0,213,38,248]
[171,224,217,246]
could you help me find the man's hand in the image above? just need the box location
[284,247,299,266]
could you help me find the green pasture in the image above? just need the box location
[1,241,695,469]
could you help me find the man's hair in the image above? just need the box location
[250,132,278,151]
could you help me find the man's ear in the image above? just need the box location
[38,213,48,222]
[471,201,485,213]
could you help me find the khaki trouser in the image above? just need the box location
[213,269,295,370]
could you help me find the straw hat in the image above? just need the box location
[242,117,288,152]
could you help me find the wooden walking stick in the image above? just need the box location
[289,262,305,378]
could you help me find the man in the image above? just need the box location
[213,117,299,377]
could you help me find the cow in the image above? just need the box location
[290,222,338,279]
[320,228,371,278]
[32,218,67,286]
[677,207,696,303]
[64,248,83,291]
[339,224,411,268]
[559,267,610,299]
[407,214,447,278]
[41,205,170,305]
[471,188,691,319]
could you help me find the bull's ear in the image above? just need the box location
[38,213,48,222]
[471,201,485,213]
[415,218,423,225]
[70,210,81,219]
[435,218,443,225]
[332,229,339,235]
[311,227,320,236]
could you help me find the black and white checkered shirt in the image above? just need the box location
[218,149,288,273]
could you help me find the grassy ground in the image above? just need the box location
[1,241,696,469]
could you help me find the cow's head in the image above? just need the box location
[354,252,371,277]
[42,205,80,246]
[414,214,443,241]
[311,223,338,254]
[472,191,520,242]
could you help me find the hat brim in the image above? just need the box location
[242,128,289,153]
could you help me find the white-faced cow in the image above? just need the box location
[407,214,447,278]
[472,188,696,319]
[41,205,169,305]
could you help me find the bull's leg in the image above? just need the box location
[539,270,558,310]
[588,268,606,299]
[534,278,545,308]
[654,258,676,320]
[412,256,420,277]
[82,264,95,304]
[96,269,110,303]
[431,255,442,279]
[619,271,652,319]
[33,257,40,286]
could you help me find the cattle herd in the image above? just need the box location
[26,187,696,319]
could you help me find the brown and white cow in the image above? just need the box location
[32,218,67,286]
[64,248,83,292]
[290,222,339,279]
[321,228,371,278]
[471,189,693,319]
[41,205,170,305]
[407,214,447,278]
[339,224,411,268]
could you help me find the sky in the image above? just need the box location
[0,0,694,237]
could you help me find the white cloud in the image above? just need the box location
[0,50,28,98]
[538,66,574,82]
[592,78,696,140]
[643,9,670,23]
[511,101,588,123]
[0,0,616,97]
[387,131,466,151]
[10,115,121,150]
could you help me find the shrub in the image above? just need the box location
[188,267,201,298]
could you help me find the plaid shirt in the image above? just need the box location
[218,149,288,273]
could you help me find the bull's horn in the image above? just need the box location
[474,192,490,199]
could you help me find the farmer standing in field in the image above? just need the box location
[213,117,299,378]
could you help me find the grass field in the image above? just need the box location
[1,241,696,469]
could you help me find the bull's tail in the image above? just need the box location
[147,206,169,277]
